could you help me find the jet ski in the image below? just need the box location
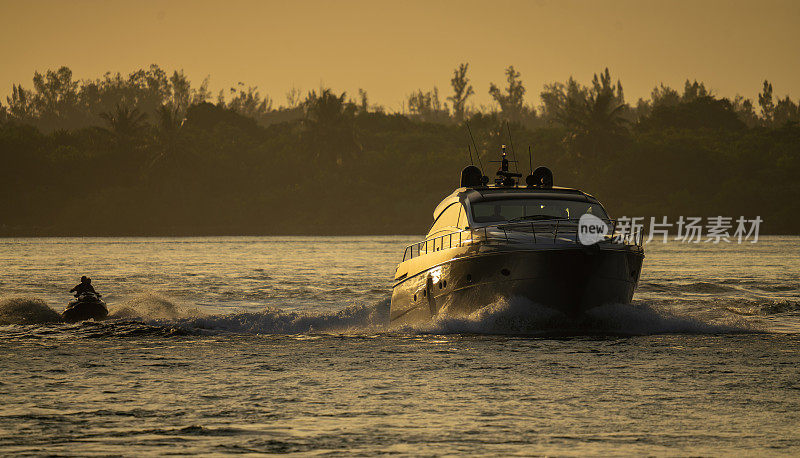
[62,292,109,322]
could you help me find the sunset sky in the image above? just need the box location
[1,0,798,110]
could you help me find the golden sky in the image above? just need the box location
[1,0,798,110]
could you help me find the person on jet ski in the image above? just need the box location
[70,276,101,298]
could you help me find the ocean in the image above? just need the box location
[0,236,798,455]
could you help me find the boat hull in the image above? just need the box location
[62,298,109,323]
[390,246,643,325]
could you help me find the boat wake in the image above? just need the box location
[110,292,202,320]
[167,299,391,334]
[0,296,62,325]
[2,291,793,338]
[397,296,769,336]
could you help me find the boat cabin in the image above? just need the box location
[425,186,609,240]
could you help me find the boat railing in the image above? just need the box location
[401,218,644,261]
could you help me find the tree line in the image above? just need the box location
[0,64,798,235]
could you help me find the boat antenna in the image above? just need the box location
[465,122,484,171]
[505,121,520,174]
[528,145,533,175]
[466,144,474,165]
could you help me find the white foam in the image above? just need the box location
[393,296,761,336]
[0,296,61,325]
[91,295,772,336]
[161,298,391,334]
[110,292,201,320]
[582,301,758,335]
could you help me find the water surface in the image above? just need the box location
[0,236,798,455]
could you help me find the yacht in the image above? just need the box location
[390,147,645,324]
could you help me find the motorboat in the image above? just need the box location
[62,292,109,322]
[390,146,644,325]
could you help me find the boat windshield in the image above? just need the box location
[471,198,608,223]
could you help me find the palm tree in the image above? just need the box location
[146,104,184,169]
[304,88,353,127]
[303,89,360,166]
[99,103,148,145]
[582,91,627,134]
[555,84,628,157]
[157,104,181,132]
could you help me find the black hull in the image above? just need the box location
[390,247,643,324]
[62,301,109,323]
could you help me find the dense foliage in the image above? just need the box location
[1,65,798,235]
